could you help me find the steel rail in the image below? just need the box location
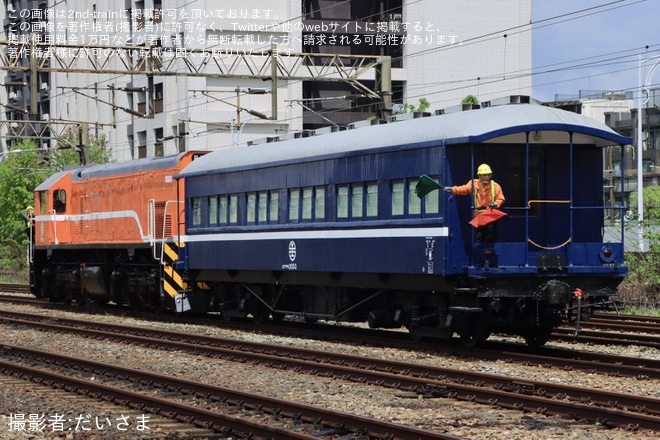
[1,312,659,432]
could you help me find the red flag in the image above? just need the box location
[469,207,507,228]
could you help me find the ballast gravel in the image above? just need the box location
[0,301,657,440]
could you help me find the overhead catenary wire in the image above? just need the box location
[5,0,657,155]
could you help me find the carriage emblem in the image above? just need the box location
[288,240,297,262]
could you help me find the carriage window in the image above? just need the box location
[217,195,239,224]
[302,187,313,220]
[229,194,238,224]
[247,192,257,223]
[337,186,349,219]
[53,189,67,213]
[258,192,268,223]
[314,186,325,220]
[289,189,300,222]
[351,184,363,219]
[219,195,228,225]
[391,181,404,216]
[425,179,440,214]
[366,182,378,217]
[408,182,421,215]
[192,197,201,226]
[270,192,279,223]
[209,196,218,225]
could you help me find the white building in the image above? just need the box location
[3,0,532,162]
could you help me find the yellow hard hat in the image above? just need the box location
[26,206,34,211]
[477,163,492,175]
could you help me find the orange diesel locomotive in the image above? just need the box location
[29,151,206,309]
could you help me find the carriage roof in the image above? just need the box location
[35,152,193,191]
[178,102,632,177]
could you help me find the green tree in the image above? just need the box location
[624,187,660,300]
[399,98,430,114]
[370,97,430,120]
[0,140,50,271]
[461,95,479,105]
[0,133,112,273]
[629,186,660,226]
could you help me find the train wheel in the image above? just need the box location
[73,292,88,307]
[408,329,425,342]
[459,332,483,348]
[459,327,490,348]
[523,327,553,347]
[251,303,270,325]
[220,308,233,321]
[30,284,43,299]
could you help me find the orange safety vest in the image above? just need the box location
[452,179,505,216]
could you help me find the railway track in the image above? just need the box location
[1,343,460,440]
[1,309,659,433]
[592,311,660,324]
[0,306,657,380]
[0,283,30,294]
[1,287,659,367]
[1,286,659,347]
[0,375,213,438]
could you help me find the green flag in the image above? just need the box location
[415,174,442,198]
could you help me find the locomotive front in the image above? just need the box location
[28,151,205,309]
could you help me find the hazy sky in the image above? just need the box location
[532,0,659,102]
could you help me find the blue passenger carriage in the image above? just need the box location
[175,97,630,346]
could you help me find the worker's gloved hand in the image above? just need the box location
[488,202,497,208]
[443,187,453,193]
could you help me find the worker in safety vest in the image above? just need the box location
[444,164,505,243]
[21,206,35,240]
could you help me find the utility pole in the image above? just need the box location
[375,56,393,120]
[636,50,660,251]
[78,122,89,165]
[29,33,38,119]
[270,43,278,121]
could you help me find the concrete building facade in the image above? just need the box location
[3,0,532,162]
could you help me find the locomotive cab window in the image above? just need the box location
[53,189,67,213]
[39,191,47,214]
